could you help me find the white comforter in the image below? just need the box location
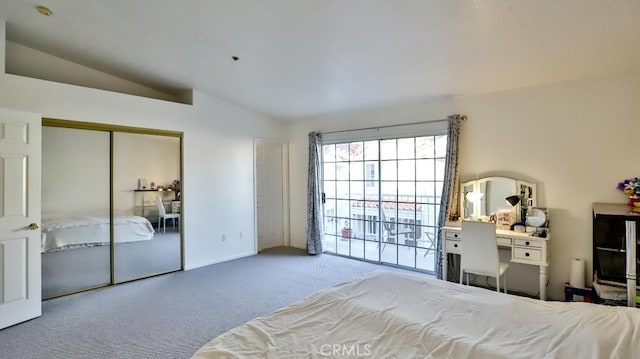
[193,271,640,359]
[41,215,155,253]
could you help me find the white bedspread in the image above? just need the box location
[41,215,155,253]
[192,271,640,359]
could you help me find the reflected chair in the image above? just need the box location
[459,221,509,293]
[156,196,180,233]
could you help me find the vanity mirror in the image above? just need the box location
[460,176,537,225]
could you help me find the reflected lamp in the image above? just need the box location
[465,191,484,203]
[505,195,521,207]
[505,194,528,225]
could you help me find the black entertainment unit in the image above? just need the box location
[592,203,640,306]
[595,247,636,285]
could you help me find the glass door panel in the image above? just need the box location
[322,134,446,273]
[416,225,437,271]
[380,139,396,160]
[364,141,378,160]
[113,132,181,282]
[363,219,380,262]
[41,127,111,298]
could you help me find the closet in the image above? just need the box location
[41,120,183,299]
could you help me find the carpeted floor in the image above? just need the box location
[0,247,431,359]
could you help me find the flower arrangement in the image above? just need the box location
[617,178,640,196]
[617,178,640,206]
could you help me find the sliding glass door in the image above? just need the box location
[322,135,446,272]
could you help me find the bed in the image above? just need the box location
[192,271,640,359]
[41,215,155,253]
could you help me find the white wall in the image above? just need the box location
[0,24,288,270]
[287,70,640,300]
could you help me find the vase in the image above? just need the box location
[627,196,640,207]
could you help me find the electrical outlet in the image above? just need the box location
[221,234,226,241]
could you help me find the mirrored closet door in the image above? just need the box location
[41,126,111,298]
[113,132,182,283]
[41,120,183,299]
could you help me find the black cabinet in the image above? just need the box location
[592,203,639,306]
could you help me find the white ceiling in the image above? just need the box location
[1,1,639,120]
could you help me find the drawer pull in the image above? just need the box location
[454,243,458,248]
[525,241,530,246]
[454,234,458,238]
[525,252,530,257]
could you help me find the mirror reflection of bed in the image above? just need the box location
[41,214,181,298]
[41,124,182,299]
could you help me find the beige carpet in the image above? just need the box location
[1,247,430,359]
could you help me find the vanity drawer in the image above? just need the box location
[514,238,542,248]
[445,239,461,254]
[444,231,460,240]
[496,237,512,246]
[513,247,542,261]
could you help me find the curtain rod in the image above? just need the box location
[320,114,467,136]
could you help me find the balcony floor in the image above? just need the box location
[323,237,436,272]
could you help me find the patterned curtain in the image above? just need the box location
[436,115,462,279]
[306,132,324,255]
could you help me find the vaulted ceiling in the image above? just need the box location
[1,1,639,119]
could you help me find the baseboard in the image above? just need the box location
[184,250,257,270]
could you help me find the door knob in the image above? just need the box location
[27,223,39,230]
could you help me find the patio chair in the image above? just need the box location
[419,231,436,257]
[378,208,413,253]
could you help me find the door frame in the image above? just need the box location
[253,138,289,252]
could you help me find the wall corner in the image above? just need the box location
[0,18,5,74]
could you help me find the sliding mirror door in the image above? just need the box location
[42,120,183,299]
[113,132,182,282]
[42,127,111,298]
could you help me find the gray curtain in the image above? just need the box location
[306,132,323,255]
[436,115,462,279]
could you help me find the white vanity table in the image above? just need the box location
[442,226,550,300]
[444,176,550,300]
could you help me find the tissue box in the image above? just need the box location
[496,209,514,230]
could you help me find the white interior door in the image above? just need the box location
[0,108,41,329]
[256,140,284,251]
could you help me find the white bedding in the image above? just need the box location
[193,271,640,359]
[41,215,155,253]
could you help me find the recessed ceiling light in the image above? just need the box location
[36,5,53,16]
